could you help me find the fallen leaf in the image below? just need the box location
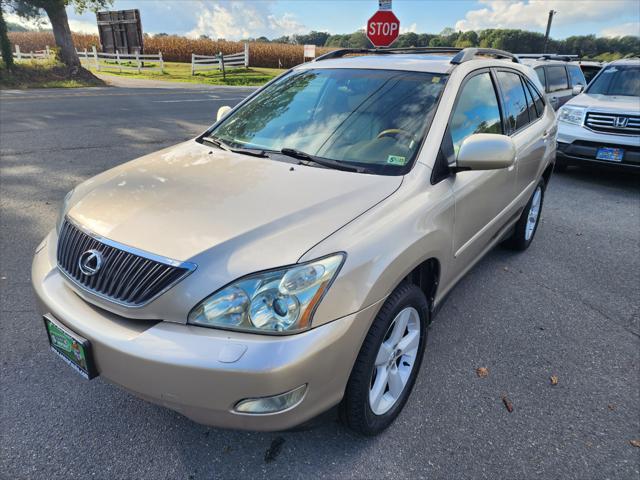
[608,404,616,411]
[501,395,514,413]
[630,440,640,448]
[550,375,559,385]
[264,437,285,463]
[476,367,489,378]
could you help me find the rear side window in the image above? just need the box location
[449,72,503,153]
[546,66,569,92]
[535,67,546,90]
[526,80,545,117]
[496,71,529,132]
[567,65,586,87]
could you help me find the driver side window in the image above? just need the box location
[450,72,503,155]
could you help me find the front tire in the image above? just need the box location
[340,283,429,436]
[503,178,545,251]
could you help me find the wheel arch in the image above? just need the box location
[404,257,440,316]
[542,161,554,187]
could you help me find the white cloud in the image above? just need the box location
[455,0,637,32]
[401,23,418,34]
[68,19,99,34]
[601,22,640,38]
[187,1,306,40]
[6,11,97,34]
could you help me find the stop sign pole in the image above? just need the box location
[367,9,400,48]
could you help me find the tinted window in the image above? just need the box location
[546,66,569,92]
[522,78,538,121]
[496,71,529,132]
[211,68,447,174]
[450,72,502,153]
[526,80,545,117]
[535,67,546,90]
[587,65,640,96]
[567,65,586,87]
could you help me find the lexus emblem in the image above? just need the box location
[614,116,628,128]
[78,249,103,276]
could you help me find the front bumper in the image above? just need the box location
[556,122,640,169]
[32,231,379,431]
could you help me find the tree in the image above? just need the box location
[395,32,419,47]
[0,5,14,69]
[7,0,111,67]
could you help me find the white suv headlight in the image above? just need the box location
[557,106,586,125]
[188,253,345,334]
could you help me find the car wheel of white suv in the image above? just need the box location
[503,178,545,251]
[340,283,429,436]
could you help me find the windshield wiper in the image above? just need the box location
[279,148,364,173]
[202,136,268,158]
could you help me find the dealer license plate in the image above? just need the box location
[43,315,97,379]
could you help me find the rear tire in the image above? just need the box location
[503,178,545,251]
[340,283,429,436]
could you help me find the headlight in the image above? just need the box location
[188,253,345,334]
[56,188,74,232]
[557,106,585,125]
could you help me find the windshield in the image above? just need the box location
[586,65,640,96]
[208,68,447,174]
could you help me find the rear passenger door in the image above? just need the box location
[494,70,549,204]
[545,65,571,109]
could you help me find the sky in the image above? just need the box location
[7,0,640,40]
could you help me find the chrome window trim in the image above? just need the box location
[57,216,197,309]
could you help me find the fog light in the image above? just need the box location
[234,384,307,414]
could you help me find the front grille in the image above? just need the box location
[585,112,640,135]
[57,219,195,307]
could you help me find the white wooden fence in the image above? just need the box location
[13,45,51,60]
[76,47,164,73]
[191,43,249,75]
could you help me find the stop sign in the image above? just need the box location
[367,10,400,48]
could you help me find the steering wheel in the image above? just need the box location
[376,128,415,143]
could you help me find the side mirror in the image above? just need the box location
[572,84,584,95]
[456,134,516,171]
[217,105,232,122]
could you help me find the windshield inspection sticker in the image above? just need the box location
[387,155,407,165]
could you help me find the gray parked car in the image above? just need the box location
[519,55,587,110]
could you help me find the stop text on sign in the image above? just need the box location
[368,21,398,37]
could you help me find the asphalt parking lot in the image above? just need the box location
[1,83,638,480]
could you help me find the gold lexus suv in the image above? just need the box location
[32,47,556,436]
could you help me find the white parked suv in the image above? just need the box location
[556,58,639,171]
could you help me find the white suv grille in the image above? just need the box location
[585,112,640,135]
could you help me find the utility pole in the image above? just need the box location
[543,10,556,53]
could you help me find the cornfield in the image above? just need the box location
[8,32,335,69]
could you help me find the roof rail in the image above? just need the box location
[450,48,519,64]
[517,53,578,62]
[313,47,463,62]
[312,46,519,65]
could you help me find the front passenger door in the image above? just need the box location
[445,70,516,281]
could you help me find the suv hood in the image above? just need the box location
[66,141,402,268]
[569,93,640,112]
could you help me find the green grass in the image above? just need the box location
[0,59,105,89]
[88,61,284,86]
